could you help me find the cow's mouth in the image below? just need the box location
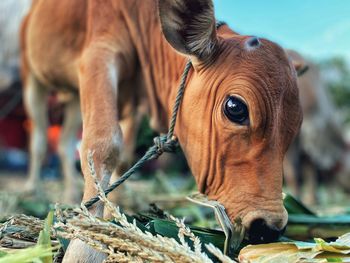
[238,206,288,244]
[247,218,286,244]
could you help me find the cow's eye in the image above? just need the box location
[223,96,249,125]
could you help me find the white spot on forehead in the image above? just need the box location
[244,37,261,51]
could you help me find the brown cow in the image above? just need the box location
[22,0,302,261]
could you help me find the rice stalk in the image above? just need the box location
[170,215,203,255]
[53,150,235,263]
[205,243,237,263]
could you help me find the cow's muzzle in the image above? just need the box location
[247,218,286,244]
[236,203,288,244]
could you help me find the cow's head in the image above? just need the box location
[159,0,302,243]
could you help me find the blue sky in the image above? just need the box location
[213,0,350,62]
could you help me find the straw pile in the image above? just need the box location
[53,151,236,262]
[1,150,235,262]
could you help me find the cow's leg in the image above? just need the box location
[118,106,143,173]
[57,96,82,204]
[283,158,299,197]
[302,160,318,205]
[106,108,143,214]
[283,141,301,198]
[23,74,48,193]
[62,47,124,263]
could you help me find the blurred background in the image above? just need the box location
[0,0,349,223]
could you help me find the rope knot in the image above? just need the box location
[153,135,178,158]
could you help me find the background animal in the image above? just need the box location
[0,0,84,203]
[284,50,350,205]
[0,0,31,175]
[0,0,30,90]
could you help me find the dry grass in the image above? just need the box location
[53,150,236,262]
[0,150,236,262]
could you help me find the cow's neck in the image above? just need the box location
[126,3,188,133]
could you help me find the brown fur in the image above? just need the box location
[22,1,302,261]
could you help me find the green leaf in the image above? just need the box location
[283,194,316,215]
[56,236,70,252]
[289,215,350,225]
[37,211,54,263]
[282,195,350,240]
[0,246,56,263]
[18,199,50,218]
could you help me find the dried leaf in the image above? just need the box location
[239,242,322,263]
[238,233,350,263]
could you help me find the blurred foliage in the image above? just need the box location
[135,116,157,153]
[318,57,350,123]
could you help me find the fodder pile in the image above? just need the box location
[54,192,234,262]
[0,152,236,262]
[2,152,350,262]
[53,151,235,262]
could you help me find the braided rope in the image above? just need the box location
[167,60,192,140]
[84,60,192,209]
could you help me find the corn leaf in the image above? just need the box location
[238,233,350,263]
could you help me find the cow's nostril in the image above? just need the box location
[248,218,285,244]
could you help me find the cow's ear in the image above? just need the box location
[285,49,309,77]
[293,61,309,77]
[158,0,218,64]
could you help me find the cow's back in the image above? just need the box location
[24,0,88,89]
